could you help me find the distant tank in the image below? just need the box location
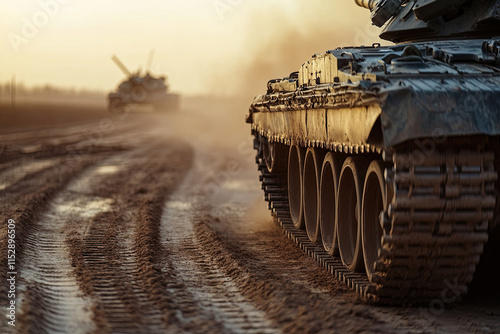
[108,51,180,112]
[247,0,500,304]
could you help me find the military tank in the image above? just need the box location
[108,52,180,112]
[247,0,500,304]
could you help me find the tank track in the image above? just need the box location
[258,163,377,301]
[255,134,497,304]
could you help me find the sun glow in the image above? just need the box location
[0,0,374,96]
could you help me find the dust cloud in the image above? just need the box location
[208,1,380,98]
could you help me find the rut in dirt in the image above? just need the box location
[9,140,193,333]
[0,151,113,305]
[158,149,281,334]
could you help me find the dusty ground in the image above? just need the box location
[1,98,499,333]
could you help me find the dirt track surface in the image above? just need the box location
[1,99,499,333]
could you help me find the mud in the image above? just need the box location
[1,100,499,333]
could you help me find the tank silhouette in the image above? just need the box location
[108,51,180,112]
[247,0,500,304]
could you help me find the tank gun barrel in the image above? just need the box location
[111,55,132,77]
[146,49,155,74]
[354,0,379,10]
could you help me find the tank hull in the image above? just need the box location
[247,39,500,304]
[250,40,500,150]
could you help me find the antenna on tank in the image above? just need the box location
[146,49,155,74]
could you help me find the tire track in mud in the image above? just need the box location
[0,152,112,307]
[159,150,281,334]
[0,114,153,312]
[66,141,194,333]
[3,140,192,333]
[16,198,98,334]
[11,151,136,333]
[193,216,409,334]
[0,158,60,191]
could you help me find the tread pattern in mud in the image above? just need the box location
[159,164,281,334]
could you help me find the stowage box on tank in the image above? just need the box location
[247,0,500,304]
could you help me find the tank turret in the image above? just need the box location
[356,0,500,43]
[108,51,180,112]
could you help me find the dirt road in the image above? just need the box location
[1,99,499,333]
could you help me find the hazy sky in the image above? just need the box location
[0,0,381,96]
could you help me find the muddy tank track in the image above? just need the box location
[254,133,497,305]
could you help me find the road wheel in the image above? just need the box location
[288,145,306,230]
[337,157,368,272]
[320,153,342,255]
[362,160,387,281]
[263,139,288,174]
[303,148,326,243]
